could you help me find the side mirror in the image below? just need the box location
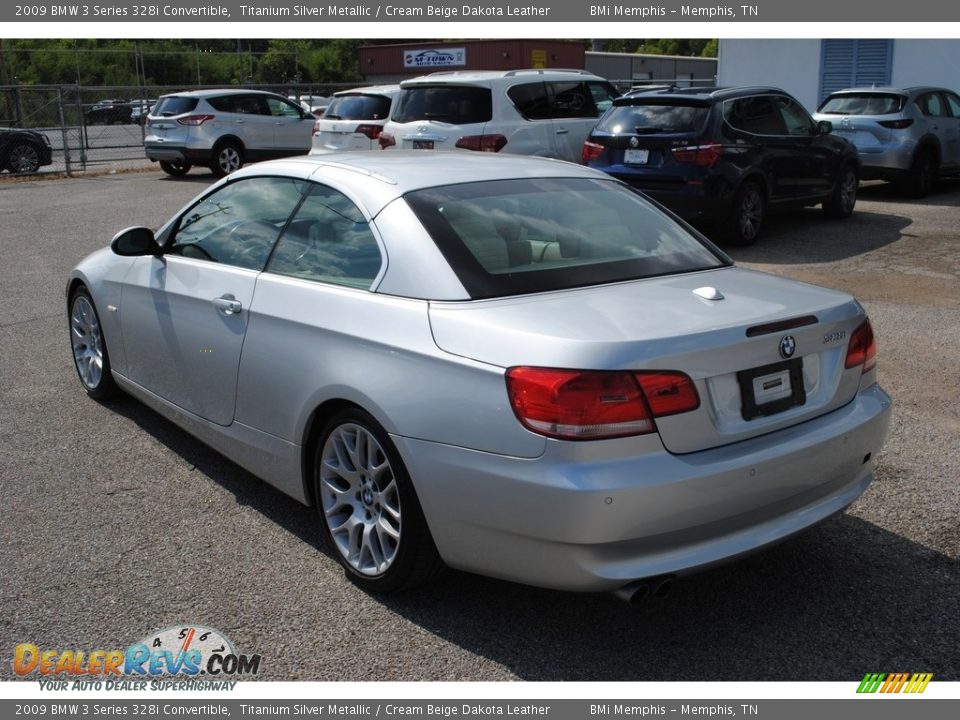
[110,226,161,256]
[817,120,833,135]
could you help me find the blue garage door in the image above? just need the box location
[819,40,893,104]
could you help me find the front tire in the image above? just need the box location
[313,408,441,593]
[210,141,243,178]
[7,142,41,174]
[159,160,191,177]
[823,164,858,218]
[720,181,764,246]
[69,287,119,400]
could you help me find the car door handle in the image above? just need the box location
[213,295,242,315]
[555,128,569,134]
[235,119,245,124]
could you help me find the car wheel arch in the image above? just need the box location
[299,396,399,508]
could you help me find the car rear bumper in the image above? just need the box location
[393,382,892,592]
[852,142,916,179]
[144,144,213,165]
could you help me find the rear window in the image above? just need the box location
[405,177,727,299]
[818,93,906,115]
[154,96,199,117]
[595,102,709,135]
[324,94,393,121]
[392,85,492,124]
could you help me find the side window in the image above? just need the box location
[266,184,382,289]
[724,96,787,135]
[917,92,947,117]
[547,82,597,119]
[169,177,305,271]
[267,97,303,118]
[588,82,619,116]
[946,93,960,118]
[233,95,268,115]
[775,96,815,136]
[507,82,551,120]
[207,96,235,113]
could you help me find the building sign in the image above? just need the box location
[531,49,547,68]
[403,47,467,69]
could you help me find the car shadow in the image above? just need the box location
[857,177,960,206]
[104,396,959,681]
[157,173,219,185]
[720,208,912,265]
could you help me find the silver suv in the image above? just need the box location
[379,69,619,163]
[814,86,960,197]
[144,89,316,177]
[310,85,400,154]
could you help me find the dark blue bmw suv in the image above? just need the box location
[581,86,861,245]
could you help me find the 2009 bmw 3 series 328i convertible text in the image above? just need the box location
[67,152,891,598]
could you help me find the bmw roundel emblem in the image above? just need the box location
[779,335,797,359]
[629,136,639,148]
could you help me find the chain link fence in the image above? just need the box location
[1,82,355,176]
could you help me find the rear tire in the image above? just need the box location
[822,164,858,218]
[720,181,764,246]
[901,148,937,198]
[210,141,243,178]
[159,160,191,177]
[313,408,442,593]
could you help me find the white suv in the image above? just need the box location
[310,85,400,154]
[379,69,619,163]
[144,89,316,178]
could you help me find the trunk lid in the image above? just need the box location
[428,267,867,453]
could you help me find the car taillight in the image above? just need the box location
[455,134,508,152]
[378,132,396,149]
[177,114,215,126]
[355,124,382,140]
[845,319,877,373]
[672,143,723,167]
[878,119,914,129]
[581,140,604,164]
[505,367,699,441]
[312,120,321,136]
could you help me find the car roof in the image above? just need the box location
[333,84,401,97]
[159,89,286,99]
[400,68,603,86]
[824,86,952,96]
[229,151,611,217]
[618,85,790,102]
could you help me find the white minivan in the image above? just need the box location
[379,69,619,163]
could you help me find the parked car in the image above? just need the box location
[0,127,53,174]
[290,94,330,115]
[582,86,861,245]
[379,69,619,163]
[144,89,316,178]
[67,152,891,598]
[85,99,133,125]
[814,86,960,197]
[310,85,400,154]
[129,100,157,126]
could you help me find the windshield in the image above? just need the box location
[324,94,393,121]
[405,177,728,299]
[818,93,906,115]
[392,85,492,124]
[596,102,710,135]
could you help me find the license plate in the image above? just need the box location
[413,140,434,150]
[624,149,649,165]
[737,358,806,421]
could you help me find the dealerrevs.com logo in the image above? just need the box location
[857,673,933,694]
[13,625,261,687]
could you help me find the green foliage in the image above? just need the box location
[595,39,718,57]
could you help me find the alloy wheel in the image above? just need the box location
[71,295,104,390]
[319,422,402,576]
[9,144,40,173]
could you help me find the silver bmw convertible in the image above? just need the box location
[67,152,892,599]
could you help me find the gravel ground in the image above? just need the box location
[0,172,957,682]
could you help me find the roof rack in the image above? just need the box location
[503,68,595,77]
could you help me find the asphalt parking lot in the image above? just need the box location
[1,170,957,682]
